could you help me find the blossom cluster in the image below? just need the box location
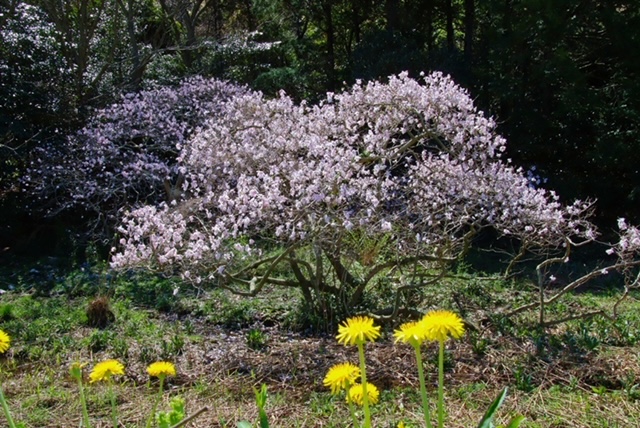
[112,72,597,284]
[606,218,640,268]
[23,77,249,237]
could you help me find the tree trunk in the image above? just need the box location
[446,0,454,51]
[122,0,143,90]
[324,0,336,92]
[464,0,475,64]
[385,0,400,32]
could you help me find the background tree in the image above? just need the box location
[473,0,640,225]
[0,1,73,253]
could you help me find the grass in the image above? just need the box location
[0,262,639,427]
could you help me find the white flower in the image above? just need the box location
[618,218,628,231]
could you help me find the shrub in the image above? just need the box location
[111,72,632,322]
[23,77,250,241]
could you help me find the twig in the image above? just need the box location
[505,259,640,320]
[541,310,608,327]
[170,406,209,428]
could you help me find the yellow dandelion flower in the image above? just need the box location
[323,362,360,395]
[336,316,381,346]
[394,320,427,346]
[397,422,406,428]
[0,329,10,353]
[419,310,465,342]
[147,361,176,378]
[347,383,380,406]
[89,359,125,383]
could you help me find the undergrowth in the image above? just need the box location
[0,261,638,427]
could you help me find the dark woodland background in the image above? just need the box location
[2,0,639,261]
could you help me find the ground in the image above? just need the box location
[1,271,639,427]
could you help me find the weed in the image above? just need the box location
[454,382,488,406]
[87,329,115,353]
[246,329,268,350]
[51,335,74,356]
[306,392,336,417]
[27,345,45,361]
[161,334,185,358]
[513,365,536,392]
[191,379,212,397]
[622,372,640,401]
[183,319,195,335]
[605,316,639,346]
[112,337,130,359]
[0,303,15,321]
[487,313,517,337]
[469,331,490,356]
[139,344,159,364]
[113,272,178,312]
[591,385,608,395]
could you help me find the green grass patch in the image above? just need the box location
[0,262,639,426]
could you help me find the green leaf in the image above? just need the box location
[259,411,269,428]
[255,384,269,428]
[255,384,268,409]
[237,422,253,428]
[504,415,526,428]
[477,387,509,428]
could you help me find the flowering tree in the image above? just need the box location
[23,77,249,238]
[111,72,637,321]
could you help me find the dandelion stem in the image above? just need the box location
[437,340,445,428]
[357,341,371,428]
[109,381,118,428]
[0,385,17,428]
[345,381,359,428]
[146,375,165,428]
[413,343,432,428]
[76,376,92,428]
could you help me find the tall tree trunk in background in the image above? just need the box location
[324,0,336,91]
[385,0,399,32]
[209,0,224,40]
[119,0,143,90]
[503,0,512,36]
[243,0,256,31]
[352,1,362,45]
[158,0,213,69]
[181,3,198,68]
[347,0,362,59]
[497,0,514,124]
[446,0,454,51]
[426,0,434,52]
[41,0,108,107]
[464,0,474,64]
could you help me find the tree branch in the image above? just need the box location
[505,259,640,320]
[221,245,298,296]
